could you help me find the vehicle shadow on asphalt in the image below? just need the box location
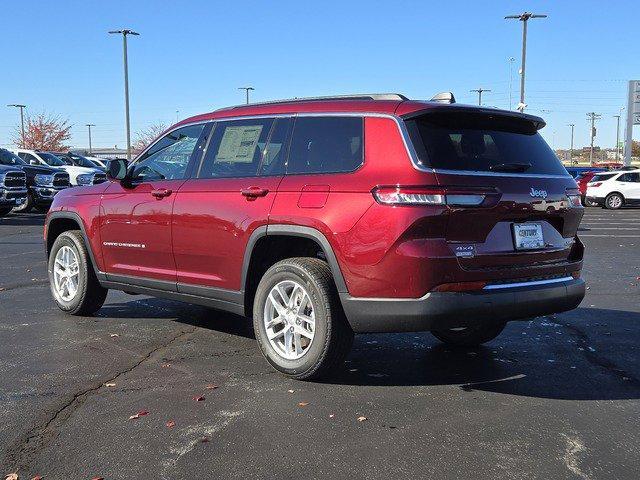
[0,213,46,227]
[323,307,640,400]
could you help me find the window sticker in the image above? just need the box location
[216,125,263,163]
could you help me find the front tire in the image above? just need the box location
[253,257,353,380]
[48,230,108,315]
[582,196,597,207]
[432,320,506,347]
[605,193,624,210]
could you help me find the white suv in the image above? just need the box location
[12,149,103,186]
[586,169,640,209]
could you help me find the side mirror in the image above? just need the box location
[107,158,129,181]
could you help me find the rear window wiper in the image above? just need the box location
[489,162,532,173]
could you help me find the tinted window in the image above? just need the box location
[132,123,205,181]
[618,172,640,182]
[198,118,274,178]
[591,173,617,182]
[406,112,567,175]
[259,118,292,176]
[37,152,66,166]
[0,149,26,166]
[287,117,363,175]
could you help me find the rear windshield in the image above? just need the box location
[405,112,568,175]
[591,173,617,182]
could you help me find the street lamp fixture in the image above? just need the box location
[109,29,140,160]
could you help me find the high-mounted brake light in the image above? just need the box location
[372,186,497,207]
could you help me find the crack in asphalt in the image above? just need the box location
[0,279,48,292]
[552,318,640,387]
[0,326,197,473]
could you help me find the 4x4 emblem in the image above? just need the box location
[530,187,548,199]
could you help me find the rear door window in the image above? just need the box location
[405,112,567,175]
[617,172,640,182]
[198,118,274,178]
[287,117,363,175]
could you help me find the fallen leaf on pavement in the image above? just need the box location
[205,384,218,390]
[193,395,205,402]
[129,410,149,420]
[201,437,210,443]
[0,287,5,291]
[161,363,171,368]
[5,474,18,480]
[110,333,119,338]
[104,383,116,387]
[166,420,175,428]
[329,414,335,418]
[298,402,309,407]
[31,476,42,480]
[91,477,104,480]
[357,416,367,422]
[287,389,294,393]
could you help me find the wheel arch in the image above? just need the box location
[46,212,103,279]
[241,225,349,316]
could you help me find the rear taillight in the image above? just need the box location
[372,186,498,207]
[589,182,602,187]
[565,188,582,208]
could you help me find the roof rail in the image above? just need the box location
[217,93,409,111]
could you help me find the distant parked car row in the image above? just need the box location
[585,169,640,209]
[0,148,109,216]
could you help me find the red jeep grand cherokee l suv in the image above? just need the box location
[44,93,585,379]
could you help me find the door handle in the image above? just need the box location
[241,186,269,199]
[151,188,173,199]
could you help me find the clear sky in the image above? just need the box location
[1,0,637,151]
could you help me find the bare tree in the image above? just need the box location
[12,113,72,151]
[133,122,168,154]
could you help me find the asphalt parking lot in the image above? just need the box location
[0,208,639,479]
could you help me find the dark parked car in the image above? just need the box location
[0,148,71,213]
[45,93,585,379]
[0,163,28,216]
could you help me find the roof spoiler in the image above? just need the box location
[430,92,456,104]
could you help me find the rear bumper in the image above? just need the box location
[340,277,585,333]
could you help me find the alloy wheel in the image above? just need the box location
[53,245,80,302]
[263,280,315,360]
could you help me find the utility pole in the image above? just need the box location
[508,57,515,110]
[86,124,95,155]
[7,104,27,145]
[109,29,140,161]
[505,12,547,112]
[470,87,491,106]
[238,87,254,104]
[624,81,638,166]
[568,124,575,165]
[613,114,621,162]
[586,112,601,166]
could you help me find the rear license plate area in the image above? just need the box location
[512,223,544,250]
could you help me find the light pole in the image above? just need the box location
[613,114,621,162]
[505,12,547,112]
[470,87,491,106]
[508,57,515,110]
[109,29,140,161]
[7,104,27,145]
[586,112,601,167]
[238,86,254,104]
[568,124,575,165]
[86,124,95,155]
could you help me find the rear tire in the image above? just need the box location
[48,230,108,315]
[431,320,506,347]
[253,257,353,380]
[12,192,34,213]
[582,196,597,207]
[604,193,623,210]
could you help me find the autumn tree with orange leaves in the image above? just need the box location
[12,113,72,151]
[132,122,168,154]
